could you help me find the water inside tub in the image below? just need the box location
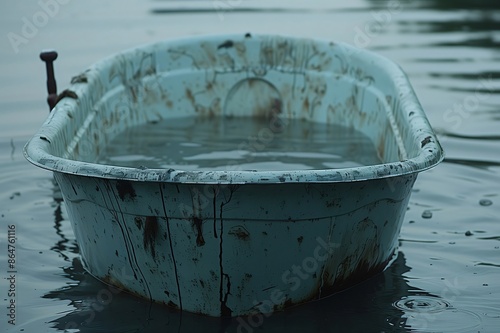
[97,116,382,171]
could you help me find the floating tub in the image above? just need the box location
[24,34,443,317]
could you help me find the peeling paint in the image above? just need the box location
[217,40,234,49]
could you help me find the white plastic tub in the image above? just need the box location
[24,34,443,317]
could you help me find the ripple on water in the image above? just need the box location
[393,295,482,332]
[421,210,433,219]
[394,295,450,313]
[479,199,493,206]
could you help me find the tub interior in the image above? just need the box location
[43,35,428,171]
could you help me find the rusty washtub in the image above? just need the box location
[24,34,443,317]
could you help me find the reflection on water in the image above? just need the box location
[50,184,79,262]
[407,0,500,10]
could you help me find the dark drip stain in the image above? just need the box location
[421,135,432,148]
[70,73,88,84]
[116,180,137,201]
[219,189,236,317]
[217,40,234,49]
[56,89,78,103]
[228,225,250,241]
[220,273,232,317]
[143,216,159,259]
[322,254,393,297]
[193,217,205,246]
[134,216,143,230]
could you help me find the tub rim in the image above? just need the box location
[24,33,444,184]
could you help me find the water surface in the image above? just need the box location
[98,117,381,171]
[0,0,499,332]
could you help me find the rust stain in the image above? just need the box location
[116,180,137,201]
[205,44,218,64]
[70,73,88,84]
[228,225,250,241]
[326,253,392,296]
[254,97,282,119]
[274,251,394,313]
[185,88,195,106]
[206,81,214,91]
[209,98,221,117]
[102,274,131,292]
[421,136,432,148]
[377,138,385,162]
[143,216,159,258]
[271,98,282,116]
[55,89,78,104]
[303,97,310,114]
[192,217,206,246]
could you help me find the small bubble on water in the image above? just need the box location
[479,199,493,206]
[422,210,433,219]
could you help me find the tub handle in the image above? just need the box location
[40,50,58,112]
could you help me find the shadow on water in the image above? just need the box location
[43,253,414,332]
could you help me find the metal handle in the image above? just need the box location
[40,50,58,111]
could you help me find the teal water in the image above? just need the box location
[98,117,381,171]
[0,0,499,332]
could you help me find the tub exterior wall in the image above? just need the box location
[55,171,416,317]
